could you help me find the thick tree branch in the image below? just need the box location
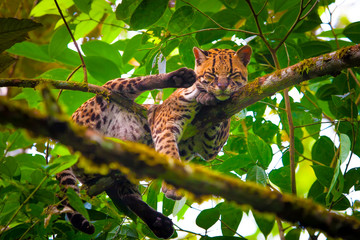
[184,44,360,138]
[0,99,360,240]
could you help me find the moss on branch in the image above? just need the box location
[0,99,360,240]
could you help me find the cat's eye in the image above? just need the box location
[204,73,216,80]
[229,73,240,79]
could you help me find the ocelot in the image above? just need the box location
[57,46,252,238]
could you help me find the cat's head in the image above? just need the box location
[193,46,252,101]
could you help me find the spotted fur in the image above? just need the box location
[57,46,252,238]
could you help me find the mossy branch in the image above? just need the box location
[0,99,359,240]
[184,44,360,137]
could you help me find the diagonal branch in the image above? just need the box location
[183,44,360,138]
[0,78,147,117]
[0,99,360,240]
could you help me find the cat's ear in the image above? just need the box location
[193,47,209,65]
[235,45,252,67]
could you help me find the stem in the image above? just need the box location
[274,0,318,51]
[284,88,297,196]
[276,217,286,240]
[54,0,88,83]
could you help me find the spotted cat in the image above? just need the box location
[58,46,252,238]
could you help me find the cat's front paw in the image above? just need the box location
[162,182,183,200]
[196,91,218,106]
[169,67,196,88]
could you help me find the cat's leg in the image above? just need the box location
[105,176,174,239]
[148,85,201,200]
[103,67,196,100]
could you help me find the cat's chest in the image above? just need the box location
[100,102,153,145]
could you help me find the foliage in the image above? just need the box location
[1,0,360,239]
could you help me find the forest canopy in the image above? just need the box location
[1,0,360,239]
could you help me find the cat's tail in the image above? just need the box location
[56,169,95,234]
[105,179,174,239]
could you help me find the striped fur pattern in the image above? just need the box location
[57,46,252,238]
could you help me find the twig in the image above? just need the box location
[54,0,88,83]
[276,217,285,240]
[180,0,258,36]
[274,0,319,51]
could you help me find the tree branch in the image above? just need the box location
[0,99,360,240]
[183,44,360,138]
[0,78,147,117]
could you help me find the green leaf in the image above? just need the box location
[253,212,275,238]
[216,154,252,173]
[48,155,78,175]
[74,0,93,13]
[218,202,242,236]
[196,208,220,230]
[246,165,267,186]
[339,134,351,165]
[330,95,358,119]
[48,25,71,58]
[179,36,197,68]
[84,56,121,83]
[247,134,272,168]
[343,21,360,43]
[300,41,332,58]
[130,0,168,30]
[315,84,338,101]
[82,40,123,68]
[162,196,175,216]
[168,6,195,33]
[146,180,160,209]
[53,48,82,67]
[344,168,360,193]
[15,153,46,169]
[0,18,42,53]
[285,228,301,240]
[312,165,334,188]
[115,0,141,21]
[269,166,292,193]
[311,136,336,166]
[122,34,142,65]
[7,41,52,62]
[253,118,279,143]
[30,0,74,17]
[51,144,71,156]
[326,134,350,203]
[12,88,42,108]
[66,188,90,220]
[0,157,18,178]
[308,180,325,199]
[0,193,20,225]
[6,130,33,151]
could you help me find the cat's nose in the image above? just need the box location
[217,78,228,91]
